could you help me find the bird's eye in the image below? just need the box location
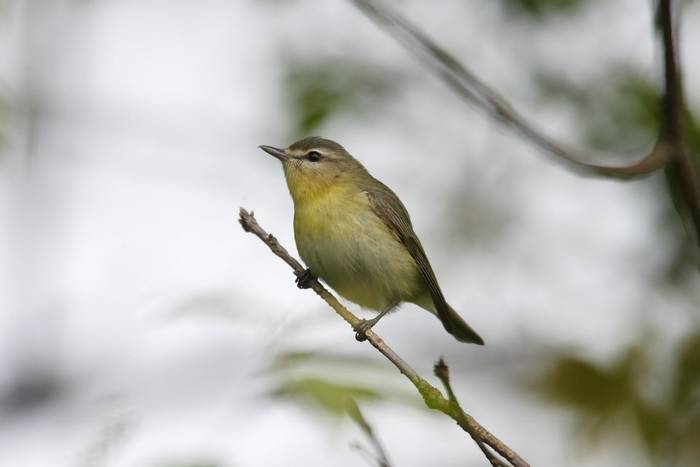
[306,151,321,162]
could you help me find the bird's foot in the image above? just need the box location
[353,318,379,342]
[294,268,316,289]
[353,308,393,341]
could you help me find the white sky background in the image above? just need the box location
[0,1,699,466]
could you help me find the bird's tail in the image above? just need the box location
[441,304,484,345]
[413,295,484,345]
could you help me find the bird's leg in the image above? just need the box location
[354,307,392,342]
[294,268,316,289]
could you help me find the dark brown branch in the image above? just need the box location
[239,208,530,467]
[658,0,683,141]
[351,0,700,248]
[350,0,670,179]
[657,0,700,246]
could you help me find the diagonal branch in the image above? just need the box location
[350,0,670,179]
[239,207,530,467]
[351,0,700,248]
[347,399,392,467]
[434,358,509,467]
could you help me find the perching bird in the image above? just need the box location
[259,137,483,345]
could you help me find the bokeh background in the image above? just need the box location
[1,1,699,466]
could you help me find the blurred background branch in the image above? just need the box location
[239,208,530,467]
[351,0,700,249]
[346,399,392,467]
[656,0,700,248]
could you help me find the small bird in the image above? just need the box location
[259,137,484,345]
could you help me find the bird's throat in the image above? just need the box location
[284,165,349,207]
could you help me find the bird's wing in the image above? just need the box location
[363,181,453,328]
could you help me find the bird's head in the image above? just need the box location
[259,137,367,204]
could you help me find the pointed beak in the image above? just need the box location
[259,145,288,162]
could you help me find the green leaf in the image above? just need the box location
[536,347,647,439]
[345,398,372,434]
[270,377,383,416]
[540,358,624,410]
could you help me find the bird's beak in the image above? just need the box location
[259,145,288,162]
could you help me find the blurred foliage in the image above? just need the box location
[284,59,396,136]
[536,65,700,164]
[528,30,700,466]
[498,0,590,19]
[535,328,700,465]
[671,330,700,412]
[266,351,393,464]
[264,350,386,374]
[264,350,412,417]
[535,67,660,151]
[535,66,700,280]
[271,377,383,415]
[345,398,373,433]
[346,399,392,467]
[534,64,700,168]
[537,346,646,439]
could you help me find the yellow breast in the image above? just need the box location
[292,184,423,311]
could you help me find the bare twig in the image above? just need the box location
[239,208,530,467]
[434,359,509,467]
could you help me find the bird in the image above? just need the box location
[259,136,484,345]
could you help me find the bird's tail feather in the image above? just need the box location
[413,294,484,345]
[441,304,484,345]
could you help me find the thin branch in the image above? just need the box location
[434,359,509,467]
[350,441,387,467]
[351,0,700,248]
[657,0,700,246]
[350,0,670,179]
[347,400,392,467]
[239,208,530,467]
[478,443,511,467]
